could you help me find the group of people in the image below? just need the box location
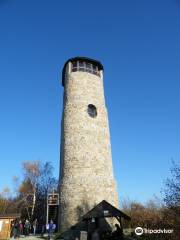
[11,218,56,239]
[11,219,31,238]
[11,218,38,239]
[11,219,121,240]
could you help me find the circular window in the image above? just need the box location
[87,104,97,118]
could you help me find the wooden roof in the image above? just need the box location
[82,200,131,221]
[0,213,21,219]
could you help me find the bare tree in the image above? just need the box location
[163,161,180,239]
[163,161,180,208]
[0,187,10,214]
[21,161,41,218]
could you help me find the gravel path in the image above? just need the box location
[11,235,45,240]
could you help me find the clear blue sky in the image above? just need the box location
[0,0,179,204]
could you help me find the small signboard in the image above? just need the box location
[47,193,59,205]
[103,210,109,216]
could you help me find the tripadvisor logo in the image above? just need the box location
[135,227,173,235]
[135,227,143,235]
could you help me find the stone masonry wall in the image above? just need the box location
[59,69,119,232]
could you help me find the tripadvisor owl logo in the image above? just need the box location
[135,227,143,235]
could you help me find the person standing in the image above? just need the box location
[46,220,56,240]
[19,220,23,236]
[13,219,20,239]
[33,219,38,235]
[41,222,46,237]
[24,219,30,236]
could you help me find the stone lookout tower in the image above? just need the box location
[59,57,119,232]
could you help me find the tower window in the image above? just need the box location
[72,61,77,72]
[71,61,100,76]
[79,61,84,68]
[72,61,77,68]
[87,104,97,118]
[93,65,98,75]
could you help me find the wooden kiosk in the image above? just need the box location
[0,214,20,239]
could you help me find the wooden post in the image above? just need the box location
[116,216,123,230]
[119,217,123,231]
